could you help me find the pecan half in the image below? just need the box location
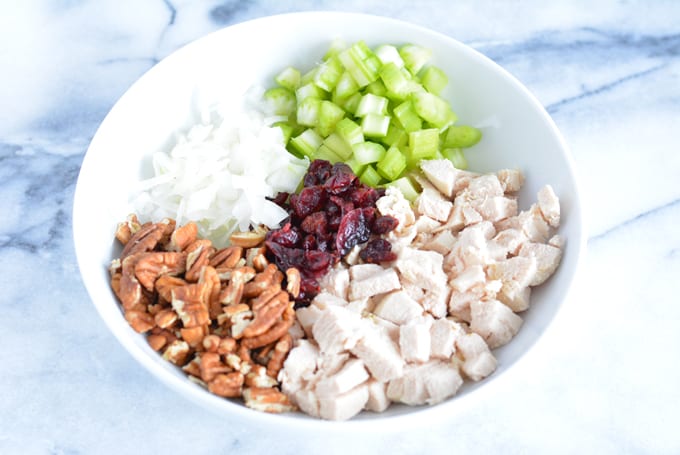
[134,252,186,292]
[169,221,198,252]
[230,227,267,248]
[114,214,142,246]
[242,387,296,413]
[266,333,293,379]
[120,222,164,259]
[171,282,211,328]
[210,246,244,269]
[242,291,289,338]
[184,240,215,282]
[208,372,244,398]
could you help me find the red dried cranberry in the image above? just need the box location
[372,215,399,234]
[301,212,328,237]
[302,234,317,251]
[304,160,333,187]
[336,208,373,255]
[265,241,304,270]
[290,186,326,218]
[324,163,357,194]
[359,239,397,263]
[350,186,380,208]
[330,195,355,217]
[266,222,301,248]
[268,191,290,207]
[303,250,333,274]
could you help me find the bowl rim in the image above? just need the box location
[73,10,586,430]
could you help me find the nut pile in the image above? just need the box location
[109,214,299,413]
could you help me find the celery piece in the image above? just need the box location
[376,145,407,181]
[399,44,432,76]
[345,155,367,176]
[352,141,386,165]
[275,67,301,91]
[296,97,322,127]
[365,79,388,97]
[334,71,360,99]
[337,91,362,115]
[387,176,419,202]
[411,91,457,129]
[314,56,343,92]
[290,129,323,158]
[263,87,296,116]
[335,117,364,144]
[338,41,380,87]
[361,113,390,138]
[300,67,318,85]
[442,125,482,148]
[317,100,346,137]
[380,62,411,100]
[442,147,468,169]
[392,100,422,132]
[359,165,383,187]
[420,66,448,95]
[296,82,326,102]
[408,128,439,160]
[324,38,348,60]
[273,121,294,145]
[355,93,389,117]
[381,123,408,148]
[374,44,404,68]
[314,144,342,163]
[323,132,354,160]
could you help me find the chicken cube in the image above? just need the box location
[296,305,324,338]
[423,229,456,255]
[318,383,369,421]
[450,264,486,292]
[387,361,463,406]
[279,339,320,395]
[420,158,456,198]
[518,241,563,286]
[455,332,497,381]
[399,318,432,363]
[415,187,453,222]
[496,168,524,192]
[293,388,320,418]
[315,358,370,397]
[312,291,348,308]
[469,299,523,349]
[349,263,384,281]
[430,318,464,359]
[396,247,447,291]
[376,186,415,231]
[319,265,350,300]
[420,285,450,319]
[487,255,538,289]
[537,185,560,227]
[364,379,391,413]
[349,268,402,300]
[477,196,518,222]
[312,306,366,354]
[351,329,404,382]
[374,290,425,325]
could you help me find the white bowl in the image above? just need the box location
[73,11,585,429]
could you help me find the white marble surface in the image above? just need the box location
[2,1,679,453]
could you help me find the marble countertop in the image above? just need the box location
[2,1,679,453]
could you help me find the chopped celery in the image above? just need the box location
[314,144,342,163]
[408,128,439,160]
[334,71,360,98]
[442,147,469,169]
[381,123,408,148]
[355,93,388,117]
[296,97,321,127]
[377,145,407,181]
[275,66,301,91]
[359,165,383,187]
[345,155,367,176]
[336,91,362,115]
[386,176,419,202]
[374,44,404,68]
[352,141,386,165]
[296,82,326,102]
[273,121,294,145]
[318,100,346,137]
[290,129,323,158]
[411,91,457,129]
[380,62,411,100]
[323,132,354,160]
[263,87,296,116]
[338,41,380,87]
[393,100,422,132]
[335,117,364,144]
[365,79,388,97]
[420,65,448,95]
[399,44,432,76]
[442,125,482,148]
[361,113,390,138]
[314,56,343,92]
[324,38,347,59]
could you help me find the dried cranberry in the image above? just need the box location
[303,250,333,274]
[359,239,397,263]
[304,160,333,187]
[266,222,301,248]
[350,186,381,208]
[265,241,304,271]
[372,215,399,234]
[268,191,290,207]
[301,212,328,237]
[330,195,355,217]
[324,163,357,194]
[290,186,326,218]
[302,234,317,251]
[336,208,373,255]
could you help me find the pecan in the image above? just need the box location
[245,246,266,268]
[218,337,237,355]
[118,254,145,311]
[241,307,295,349]
[250,286,283,312]
[162,340,191,366]
[242,387,296,413]
[154,308,178,329]
[184,240,215,282]
[115,214,142,245]
[208,372,244,398]
[155,275,187,303]
[134,252,186,291]
[230,227,267,248]
[230,310,254,339]
[252,254,269,272]
[199,266,222,319]
[202,334,222,353]
[147,334,168,351]
[245,365,277,388]
[180,325,208,348]
[110,272,122,296]
[171,282,211,328]
[200,352,232,382]
[210,246,244,269]
[169,221,198,252]
[267,333,293,379]
[242,291,289,338]
[242,264,282,298]
[120,222,164,259]
[218,266,256,306]
[182,356,202,378]
[285,268,301,299]
[159,218,177,248]
[125,309,155,333]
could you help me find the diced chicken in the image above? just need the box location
[349,267,401,300]
[519,241,563,286]
[451,168,481,195]
[498,280,531,312]
[414,215,444,234]
[296,305,324,338]
[351,329,404,382]
[315,358,370,397]
[376,186,416,231]
[549,234,565,249]
[364,379,390,413]
[312,306,366,354]
[279,339,320,394]
[374,290,424,325]
[349,263,384,281]
[344,244,362,266]
[444,225,491,274]
[399,318,432,363]
[476,196,518,222]
[387,361,463,406]
[430,318,464,359]
[489,228,527,258]
[496,168,524,192]
[455,332,497,381]
[423,229,456,255]
[319,265,350,300]
[466,174,504,201]
[448,280,502,322]
[420,158,456,198]
[346,297,371,314]
[318,383,369,421]
[288,320,305,341]
[316,352,351,379]
[500,204,551,243]
[402,282,425,302]
[469,299,523,349]
[312,291,348,308]
[384,223,418,255]
[461,205,483,226]
[537,185,560,227]
[487,256,538,289]
[435,201,465,233]
[420,285,449,319]
[293,388,320,418]
[396,247,447,291]
[450,264,486,292]
[415,187,453,222]
[367,314,400,343]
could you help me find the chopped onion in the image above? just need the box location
[132,87,308,247]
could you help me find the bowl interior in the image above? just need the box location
[73,11,584,428]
